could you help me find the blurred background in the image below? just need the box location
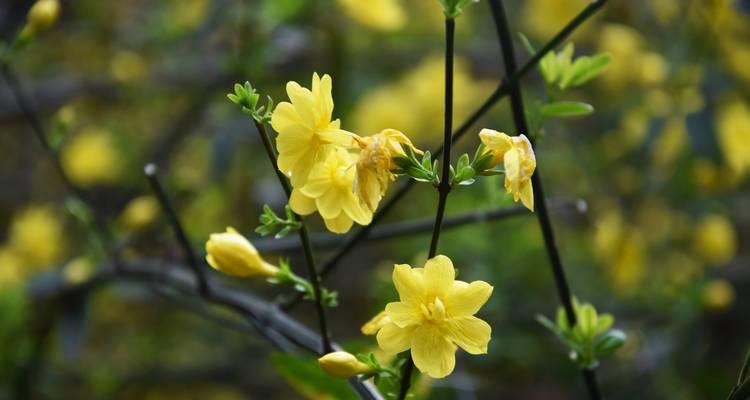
[1,0,749,399]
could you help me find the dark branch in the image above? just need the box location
[144,163,210,297]
[488,0,605,398]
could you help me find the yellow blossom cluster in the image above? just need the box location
[272,73,420,234]
[593,204,738,298]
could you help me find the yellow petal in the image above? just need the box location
[361,310,390,335]
[317,191,342,219]
[444,280,493,317]
[445,316,491,355]
[286,81,316,128]
[377,322,416,355]
[479,128,512,165]
[393,264,425,304]
[318,127,354,147]
[342,192,372,225]
[411,324,457,378]
[423,255,455,296]
[504,147,521,192]
[271,102,303,134]
[519,180,534,212]
[289,189,316,215]
[324,212,353,234]
[385,301,420,328]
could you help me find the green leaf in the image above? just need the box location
[518,32,536,55]
[270,353,359,400]
[540,101,594,118]
[561,53,611,89]
[539,51,558,85]
[594,329,626,356]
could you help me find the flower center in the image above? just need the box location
[332,166,350,188]
[420,297,447,322]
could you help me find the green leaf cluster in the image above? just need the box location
[256,205,301,239]
[537,43,611,91]
[450,144,498,186]
[227,81,274,124]
[537,298,626,369]
[393,146,439,186]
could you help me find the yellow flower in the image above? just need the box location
[693,214,737,266]
[120,196,159,230]
[716,99,750,178]
[0,247,23,288]
[9,205,64,268]
[479,129,536,211]
[61,128,121,187]
[205,227,279,278]
[703,279,735,312]
[376,255,493,378]
[361,310,392,335]
[337,0,406,31]
[318,351,373,379]
[25,0,60,34]
[292,148,372,234]
[272,73,353,187]
[353,129,420,212]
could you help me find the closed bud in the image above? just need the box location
[318,351,373,379]
[26,0,60,34]
[205,227,279,278]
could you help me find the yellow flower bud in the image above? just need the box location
[205,227,279,278]
[120,196,159,230]
[26,0,60,34]
[318,351,373,379]
[361,310,391,335]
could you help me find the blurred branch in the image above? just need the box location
[29,260,382,400]
[0,62,120,264]
[489,0,604,399]
[258,198,586,255]
[291,0,612,307]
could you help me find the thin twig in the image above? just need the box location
[489,0,603,398]
[398,17,456,400]
[144,163,210,297]
[250,119,332,353]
